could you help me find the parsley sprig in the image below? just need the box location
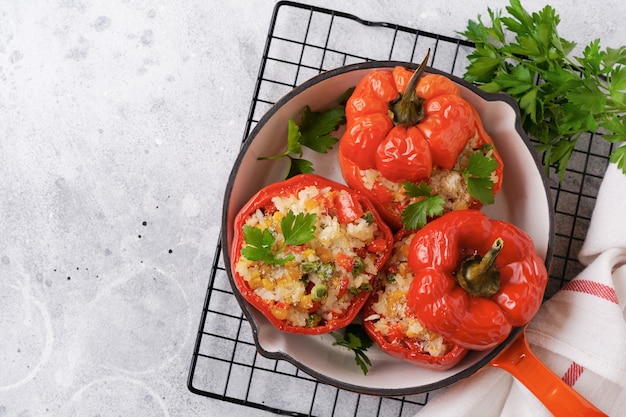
[460,0,626,178]
[465,151,499,205]
[401,183,445,230]
[331,323,373,375]
[258,105,346,179]
[401,151,498,230]
[241,210,316,266]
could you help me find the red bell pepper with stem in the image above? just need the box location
[338,52,504,231]
[406,210,548,350]
[231,174,394,335]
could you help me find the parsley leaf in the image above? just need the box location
[281,210,317,246]
[331,323,373,375]
[285,157,314,179]
[461,0,626,179]
[399,150,498,230]
[609,145,626,173]
[258,102,346,179]
[241,225,279,264]
[298,106,345,153]
[241,210,316,266]
[464,152,499,205]
[401,182,445,231]
[287,119,303,155]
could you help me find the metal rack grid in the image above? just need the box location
[187,2,614,416]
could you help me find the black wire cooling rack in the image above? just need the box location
[187,2,614,416]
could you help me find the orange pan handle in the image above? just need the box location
[490,329,607,417]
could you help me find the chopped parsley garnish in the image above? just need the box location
[464,151,499,205]
[241,210,316,265]
[362,211,375,225]
[401,182,445,231]
[401,150,499,230]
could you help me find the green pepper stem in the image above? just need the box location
[389,49,430,126]
[457,237,503,298]
[477,237,503,272]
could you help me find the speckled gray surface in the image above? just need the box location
[1,1,625,416]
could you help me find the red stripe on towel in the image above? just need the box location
[562,362,584,386]
[562,280,618,304]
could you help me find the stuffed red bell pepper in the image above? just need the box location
[231,174,394,335]
[362,230,468,370]
[338,53,504,231]
[406,210,548,350]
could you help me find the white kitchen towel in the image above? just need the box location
[415,162,626,417]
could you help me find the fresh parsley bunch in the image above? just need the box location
[461,0,626,178]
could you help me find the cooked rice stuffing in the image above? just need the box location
[366,233,453,357]
[235,185,383,328]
